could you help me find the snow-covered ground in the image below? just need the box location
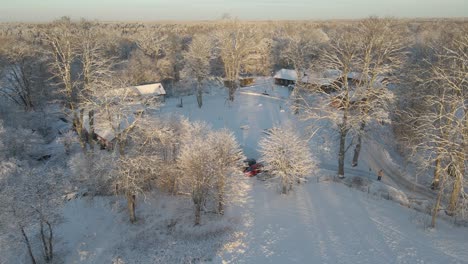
[54,177,468,264]
[217,180,468,264]
[4,77,467,263]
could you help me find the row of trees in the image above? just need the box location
[293,17,405,178]
[290,18,466,227]
[1,17,366,113]
[397,26,467,227]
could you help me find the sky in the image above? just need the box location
[0,0,467,22]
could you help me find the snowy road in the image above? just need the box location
[218,181,468,264]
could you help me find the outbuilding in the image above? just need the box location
[274,69,297,86]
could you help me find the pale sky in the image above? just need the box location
[0,0,466,22]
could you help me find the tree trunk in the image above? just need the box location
[20,226,37,264]
[46,221,53,261]
[73,111,87,153]
[168,145,178,195]
[194,201,201,225]
[431,182,444,228]
[127,194,137,223]
[118,137,126,156]
[88,110,95,152]
[352,122,366,167]
[338,128,347,178]
[337,102,349,178]
[432,154,441,190]
[226,80,237,102]
[217,181,225,215]
[196,81,203,108]
[39,220,53,262]
[40,221,50,262]
[447,161,463,215]
[281,177,288,194]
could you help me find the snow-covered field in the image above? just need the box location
[4,78,467,264]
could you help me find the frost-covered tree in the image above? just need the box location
[280,26,328,73]
[349,17,406,167]
[183,34,213,108]
[216,20,260,101]
[178,122,244,225]
[398,28,467,227]
[259,126,316,194]
[0,38,49,111]
[178,128,216,225]
[115,155,159,223]
[0,162,67,263]
[293,18,404,177]
[149,116,187,194]
[41,17,90,152]
[208,129,244,214]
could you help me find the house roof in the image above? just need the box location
[131,83,166,96]
[274,69,298,81]
[82,104,144,142]
[301,70,341,86]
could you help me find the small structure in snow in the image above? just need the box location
[130,83,166,104]
[240,77,255,87]
[274,69,297,86]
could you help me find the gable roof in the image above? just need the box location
[274,69,298,81]
[131,83,166,96]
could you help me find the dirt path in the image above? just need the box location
[362,139,436,201]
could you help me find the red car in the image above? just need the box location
[243,159,263,177]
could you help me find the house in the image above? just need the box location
[82,109,142,151]
[301,70,342,93]
[274,69,297,86]
[130,83,166,104]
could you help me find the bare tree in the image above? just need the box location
[183,34,213,108]
[42,17,88,150]
[0,161,67,263]
[115,155,159,223]
[400,28,467,227]
[129,27,169,83]
[349,17,406,166]
[0,39,48,111]
[294,18,404,177]
[281,26,328,74]
[75,20,117,152]
[216,20,260,101]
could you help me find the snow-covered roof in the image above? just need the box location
[130,83,166,96]
[301,70,340,86]
[274,69,298,81]
[299,70,386,88]
[82,104,144,142]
